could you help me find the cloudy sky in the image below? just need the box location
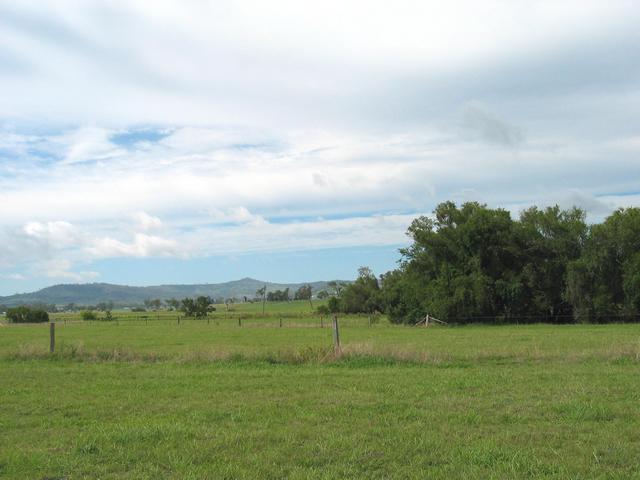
[0,1,639,294]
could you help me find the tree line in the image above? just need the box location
[328,202,640,324]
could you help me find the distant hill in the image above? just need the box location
[0,278,348,307]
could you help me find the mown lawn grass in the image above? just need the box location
[1,322,639,478]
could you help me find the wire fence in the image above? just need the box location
[6,311,640,328]
[42,312,384,329]
[428,312,640,324]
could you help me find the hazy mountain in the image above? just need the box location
[0,278,348,307]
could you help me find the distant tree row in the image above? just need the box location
[267,288,290,302]
[324,202,640,324]
[5,306,49,323]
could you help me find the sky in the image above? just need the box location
[0,0,639,295]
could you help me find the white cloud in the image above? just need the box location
[34,259,99,282]
[205,207,267,226]
[0,1,638,289]
[132,211,162,231]
[0,273,26,280]
[22,221,78,248]
[459,103,524,147]
[87,233,178,258]
[57,126,124,165]
[0,1,636,129]
[183,214,417,256]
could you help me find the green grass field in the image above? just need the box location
[47,300,326,322]
[1,313,640,478]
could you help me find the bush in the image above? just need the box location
[316,305,330,315]
[81,310,98,321]
[6,306,49,323]
[327,296,341,313]
[181,296,214,318]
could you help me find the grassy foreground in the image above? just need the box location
[1,322,639,478]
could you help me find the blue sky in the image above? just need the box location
[0,1,639,295]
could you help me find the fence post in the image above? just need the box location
[279,317,282,328]
[178,316,181,325]
[320,316,323,328]
[238,317,242,327]
[49,322,55,353]
[332,315,341,355]
[368,315,372,327]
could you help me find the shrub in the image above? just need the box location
[181,296,214,318]
[316,305,330,315]
[81,310,98,321]
[6,306,49,323]
[27,309,49,323]
[327,296,341,313]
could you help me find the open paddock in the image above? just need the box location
[1,321,639,478]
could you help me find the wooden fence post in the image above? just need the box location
[368,315,372,327]
[320,316,323,328]
[332,315,341,355]
[238,317,242,327]
[49,322,55,353]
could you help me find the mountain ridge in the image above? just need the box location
[0,277,349,307]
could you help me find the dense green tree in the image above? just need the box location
[81,310,98,321]
[387,202,521,323]
[6,306,30,323]
[338,267,382,314]
[517,205,587,321]
[327,296,341,313]
[565,207,640,322]
[267,288,290,302]
[180,296,215,318]
[382,201,594,324]
[6,306,49,323]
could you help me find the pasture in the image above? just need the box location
[1,308,639,478]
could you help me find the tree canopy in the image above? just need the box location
[334,202,640,324]
[7,306,49,323]
[180,296,215,318]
